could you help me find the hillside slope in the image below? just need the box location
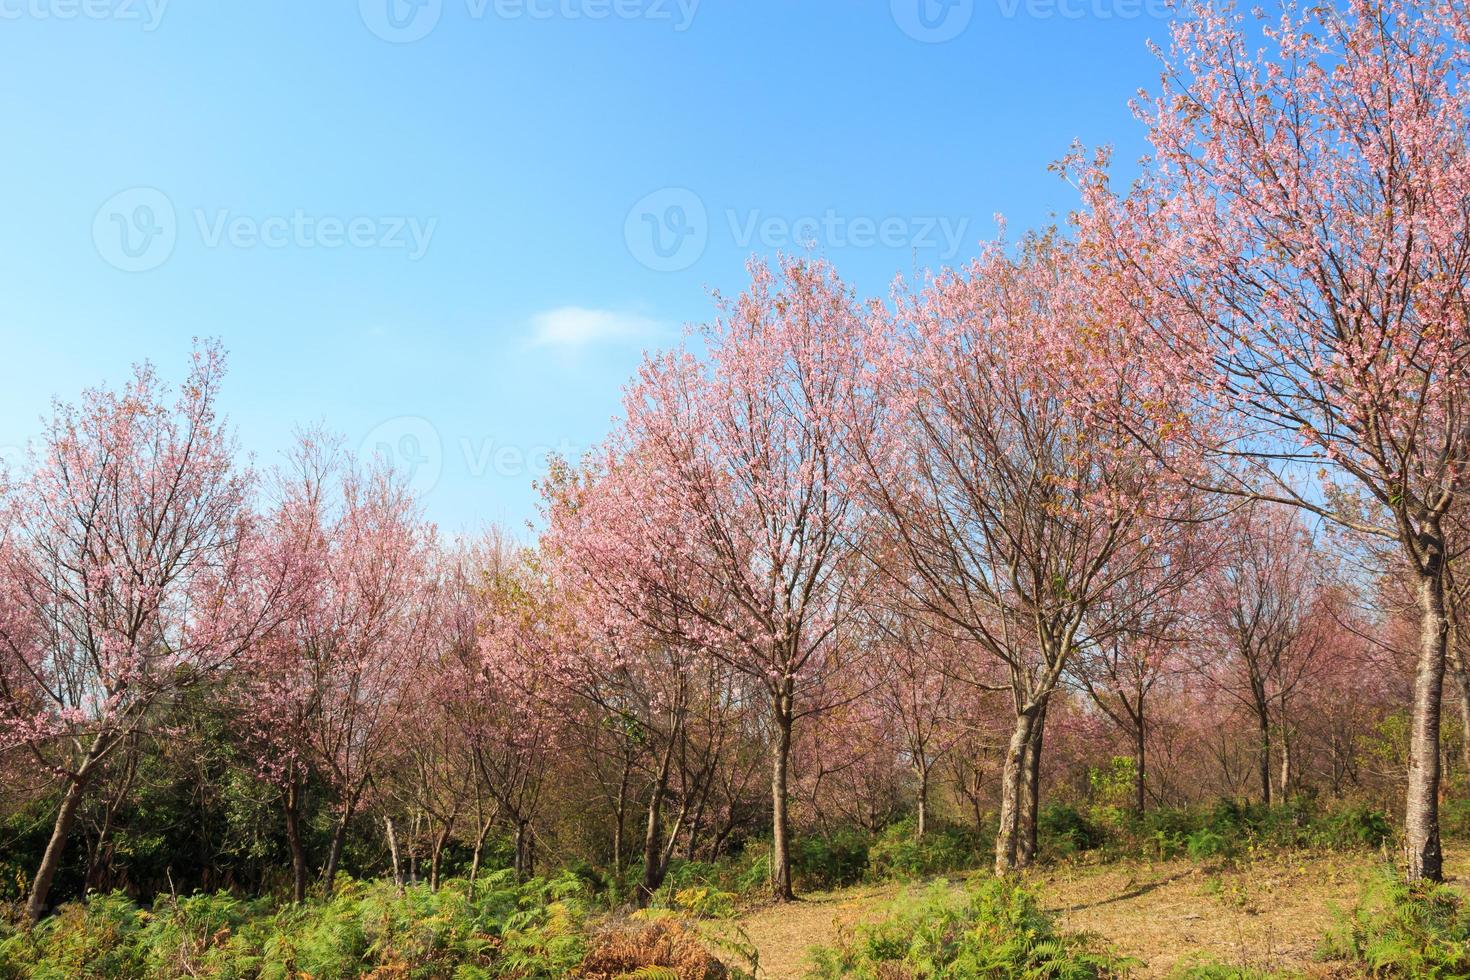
[722,847,1470,978]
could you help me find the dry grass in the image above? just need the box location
[708,883,902,979]
[720,846,1469,979]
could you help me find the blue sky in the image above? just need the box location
[0,0,1169,534]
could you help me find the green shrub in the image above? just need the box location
[793,829,871,891]
[670,886,738,920]
[1313,805,1391,850]
[1039,802,1106,856]
[0,870,600,979]
[865,820,984,881]
[1185,828,1235,861]
[805,877,1131,978]
[1074,798,1395,864]
[1319,867,1470,977]
[0,891,147,979]
[660,831,870,899]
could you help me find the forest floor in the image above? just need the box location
[717,846,1470,978]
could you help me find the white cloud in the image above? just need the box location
[527,307,664,350]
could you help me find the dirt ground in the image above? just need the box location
[717,847,1469,979]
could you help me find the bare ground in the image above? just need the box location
[716,846,1469,979]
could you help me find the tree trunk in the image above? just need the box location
[285,780,308,904]
[384,816,403,889]
[513,819,534,879]
[469,815,492,884]
[1134,721,1147,814]
[1406,567,1448,882]
[1018,702,1047,868]
[430,824,450,891]
[1255,703,1273,807]
[993,708,1036,876]
[85,810,116,894]
[1279,727,1292,800]
[26,769,93,923]
[915,761,929,839]
[323,821,348,893]
[638,742,675,904]
[769,696,795,902]
[323,801,357,896]
[612,758,630,883]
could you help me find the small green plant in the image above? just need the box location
[1186,828,1235,861]
[1319,866,1470,976]
[1039,802,1106,857]
[1167,958,1296,979]
[805,877,1132,978]
[1313,805,1391,850]
[670,886,738,920]
[865,820,984,881]
[793,829,871,890]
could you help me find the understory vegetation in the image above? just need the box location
[806,878,1131,979]
[804,862,1470,980]
[0,871,743,980]
[1,794,1462,978]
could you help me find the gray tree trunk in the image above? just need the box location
[1406,567,1448,882]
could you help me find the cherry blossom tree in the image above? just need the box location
[548,257,877,900]
[246,432,436,897]
[1074,0,1470,879]
[862,597,979,838]
[854,234,1209,873]
[1195,505,1332,805]
[1070,543,1207,814]
[430,532,568,882]
[0,344,293,922]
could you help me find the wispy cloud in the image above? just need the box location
[526,307,665,350]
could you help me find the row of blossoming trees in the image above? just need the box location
[2,0,1470,921]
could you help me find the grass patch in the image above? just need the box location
[804,876,1132,978]
[1318,865,1470,977]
